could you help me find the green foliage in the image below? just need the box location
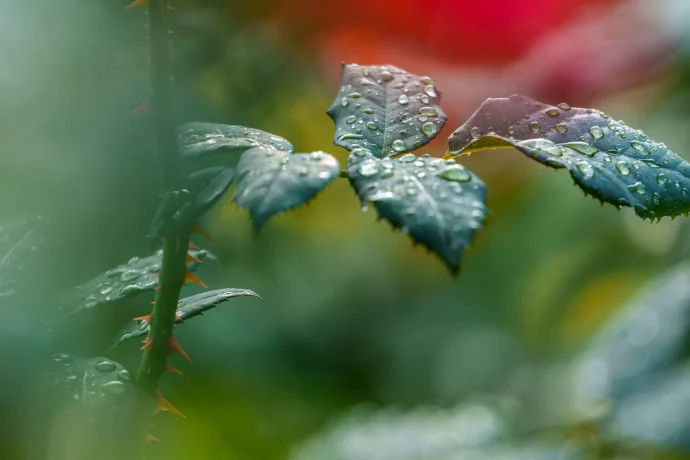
[150,167,235,242]
[110,288,262,350]
[234,146,340,230]
[347,149,486,273]
[447,95,690,220]
[0,217,44,300]
[177,122,294,159]
[50,354,134,403]
[59,248,210,317]
[327,64,447,158]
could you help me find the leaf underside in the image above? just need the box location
[110,288,262,350]
[348,148,487,274]
[234,146,340,230]
[327,64,447,158]
[177,122,294,159]
[59,249,211,317]
[448,95,690,219]
[150,167,235,242]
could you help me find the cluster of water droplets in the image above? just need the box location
[51,354,131,401]
[334,65,444,156]
[62,249,208,313]
[348,149,487,240]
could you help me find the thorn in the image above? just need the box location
[146,433,162,443]
[168,334,192,363]
[125,0,148,9]
[154,284,162,291]
[183,271,207,288]
[128,100,149,117]
[175,313,183,321]
[191,221,214,243]
[134,313,153,323]
[188,241,199,249]
[186,252,202,264]
[141,338,154,351]
[164,363,183,375]
[156,391,185,418]
[151,300,156,305]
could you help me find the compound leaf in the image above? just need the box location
[234,146,340,230]
[447,95,690,219]
[59,249,210,317]
[177,121,294,159]
[110,288,261,350]
[327,64,446,158]
[150,167,234,242]
[348,148,487,274]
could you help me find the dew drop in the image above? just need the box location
[557,103,571,111]
[438,166,472,182]
[422,122,437,137]
[576,161,594,178]
[118,370,130,381]
[418,107,438,117]
[101,381,127,395]
[657,173,667,185]
[564,142,598,157]
[358,162,380,177]
[96,361,116,372]
[470,127,481,139]
[366,121,377,130]
[529,122,541,133]
[631,141,651,155]
[348,92,362,99]
[546,108,560,117]
[589,126,604,140]
[555,123,568,134]
[392,140,407,153]
[616,161,631,176]
[120,270,140,282]
[346,115,356,124]
[398,95,409,105]
[399,153,416,163]
[381,71,393,82]
[628,182,646,195]
[424,85,437,97]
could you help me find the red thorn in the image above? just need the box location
[125,0,148,9]
[186,252,202,264]
[164,363,183,375]
[168,334,192,363]
[188,241,199,249]
[175,313,182,321]
[183,271,207,288]
[128,100,149,117]
[155,391,185,418]
[141,338,154,351]
[191,221,214,243]
[134,313,152,323]
[146,433,162,443]
[154,284,162,291]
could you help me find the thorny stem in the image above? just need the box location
[135,0,187,416]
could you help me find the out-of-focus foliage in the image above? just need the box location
[3,0,690,460]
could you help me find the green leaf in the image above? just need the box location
[447,95,690,219]
[59,249,211,317]
[178,122,294,159]
[150,167,234,242]
[234,146,340,230]
[50,354,133,402]
[0,217,45,300]
[47,354,138,457]
[109,288,262,351]
[347,148,487,274]
[327,64,447,158]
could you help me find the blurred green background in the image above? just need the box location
[3,0,690,459]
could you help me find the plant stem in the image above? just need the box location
[136,0,186,395]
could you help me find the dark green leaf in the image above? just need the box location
[0,217,45,300]
[327,64,447,158]
[59,249,211,317]
[109,288,261,350]
[50,354,134,404]
[178,122,294,159]
[150,167,235,242]
[447,95,690,219]
[347,148,487,273]
[234,146,340,230]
